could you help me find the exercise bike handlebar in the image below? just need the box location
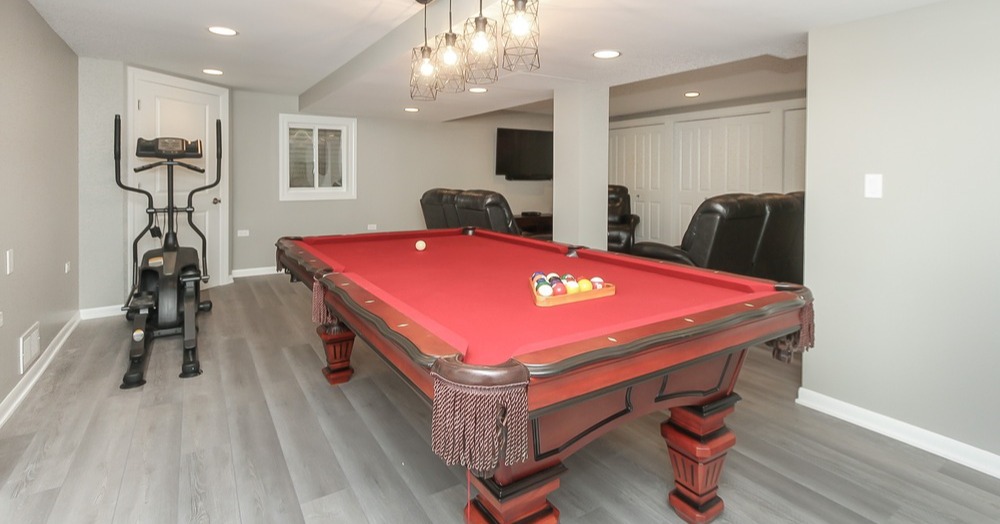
[184,119,223,282]
[114,115,157,292]
[114,115,223,289]
[133,159,206,174]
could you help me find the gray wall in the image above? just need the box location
[231,89,554,270]
[0,0,79,400]
[803,0,1000,454]
[78,58,126,308]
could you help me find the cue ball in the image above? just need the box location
[415,240,426,251]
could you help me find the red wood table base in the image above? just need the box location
[274,230,815,524]
[317,321,355,385]
[466,465,565,524]
[661,394,740,524]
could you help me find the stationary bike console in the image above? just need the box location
[135,137,202,159]
[113,115,222,389]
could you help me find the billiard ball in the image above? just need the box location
[578,278,593,292]
[415,240,427,251]
[565,281,580,294]
[590,276,604,289]
[536,284,553,297]
[551,282,567,295]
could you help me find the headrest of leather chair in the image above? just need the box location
[608,185,631,221]
[421,188,463,229]
[454,189,521,234]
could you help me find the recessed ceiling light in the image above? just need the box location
[208,26,238,37]
[404,107,419,113]
[593,50,621,59]
[469,87,488,94]
[684,91,700,98]
[203,69,224,76]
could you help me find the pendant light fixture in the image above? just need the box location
[463,0,499,84]
[410,0,438,101]
[434,0,466,93]
[501,0,540,72]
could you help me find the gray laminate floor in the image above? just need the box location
[1,274,998,523]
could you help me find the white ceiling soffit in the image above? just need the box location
[30,0,944,122]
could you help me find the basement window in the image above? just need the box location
[279,114,357,201]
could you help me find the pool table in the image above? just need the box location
[275,227,814,524]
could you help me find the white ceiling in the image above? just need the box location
[29,0,942,122]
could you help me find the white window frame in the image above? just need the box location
[278,113,357,201]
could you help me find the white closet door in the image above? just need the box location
[609,124,666,243]
[672,112,781,243]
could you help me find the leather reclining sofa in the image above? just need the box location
[632,192,805,284]
[420,188,527,235]
[421,187,639,249]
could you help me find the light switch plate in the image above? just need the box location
[865,173,883,199]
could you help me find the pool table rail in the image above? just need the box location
[275,232,815,524]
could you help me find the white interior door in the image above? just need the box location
[609,124,666,243]
[127,68,230,289]
[671,112,780,243]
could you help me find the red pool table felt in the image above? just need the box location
[293,228,777,366]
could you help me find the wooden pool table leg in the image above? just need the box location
[465,464,566,524]
[316,321,355,385]
[662,394,741,524]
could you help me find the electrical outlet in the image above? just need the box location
[5,249,12,275]
[0,311,4,328]
[367,224,377,231]
[237,229,250,237]
[65,262,71,274]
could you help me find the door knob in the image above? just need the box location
[212,197,221,204]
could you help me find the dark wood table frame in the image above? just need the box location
[275,233,812,524]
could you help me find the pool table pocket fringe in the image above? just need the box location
[799,301,815,350]
[430,358,530,474]
[312,278,335,325]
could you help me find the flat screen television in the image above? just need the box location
[495,128,553,181]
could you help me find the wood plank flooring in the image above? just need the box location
[1,274,998,523]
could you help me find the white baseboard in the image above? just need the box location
[232,266,281,278]
[797,387,1000,480]
[80,304,124,320]
[0,313,80,429]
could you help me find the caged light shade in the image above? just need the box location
[410,1,438,101]
[501,0,539,72]
[410,45,439,101]
[463,1,499,84]
[433,1,466,93]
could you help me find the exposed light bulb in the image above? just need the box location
[443,45,459,65]
[420,58,435,77]
[472,30,489,53]
[511,11,531,37]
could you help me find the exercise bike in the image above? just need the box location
[113,114,221,389]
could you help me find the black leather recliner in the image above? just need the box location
[607,185,640,253]
[453,189,524,235]
[420,188,462,229]
[632,193,768,275]
[752,193,804,283]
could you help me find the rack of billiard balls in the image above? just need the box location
[530,272,615,307]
